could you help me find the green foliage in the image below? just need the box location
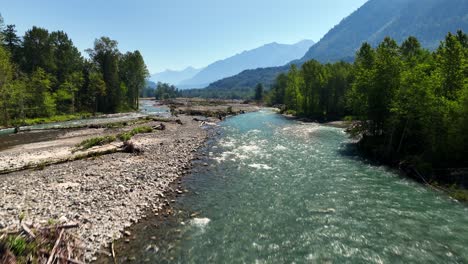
[254,83,264,101]
[75,135,116,150]
[117,132,132,142]
[0,18,149,126]
[20,113,92,126]
[270,32,468,185]
[117,126,153,141]
[7,236,27,256]
[120,51,149,109]
[155,82,179,100]
[269,60,352,121]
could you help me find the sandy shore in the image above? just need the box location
[0,115,209,260]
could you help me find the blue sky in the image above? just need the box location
[1,0,368,73]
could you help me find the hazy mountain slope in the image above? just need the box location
[150,66,202,85]
[205,0,468,93]
[179,40,314,88]
[301,0,468,62]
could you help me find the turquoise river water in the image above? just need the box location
[119,110,468,263]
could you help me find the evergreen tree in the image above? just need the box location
[254,83,264,101]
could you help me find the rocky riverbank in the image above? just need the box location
[0,115,211,261]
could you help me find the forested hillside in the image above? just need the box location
[268,32,468,183]
[301,0,468,62]
[200,0,468,97]
[0,15,148,126]
[181,65,289,99]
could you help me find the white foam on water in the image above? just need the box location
[248,163,273,170]
[190,217,211,228]
[219,138,236,148]
[281,123,321,138]
[274,145,287,151]
[248,129,261,134]
[238,144,261,153]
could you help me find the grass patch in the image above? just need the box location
[146,116,172,122]
[75,135,116,150]
[117,126,153,142]
[20,113,93,126]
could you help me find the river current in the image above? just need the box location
[121,110,468,263]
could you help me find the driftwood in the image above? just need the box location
[1,222,84,264]
[47,228,64,264]
[153,123,166,130]
[21,222,36,239]
[111,240,117,264]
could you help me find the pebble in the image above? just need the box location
[0,115,209,261]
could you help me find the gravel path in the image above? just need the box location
[0,115,208,260]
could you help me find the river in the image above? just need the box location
[0,100,168,150]
[114,110,468,262]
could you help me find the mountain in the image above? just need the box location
[145,80,157,88]
[179,39,315,89]
[205,0,468,93]
[301,0,468,62]
[150,66,202,86]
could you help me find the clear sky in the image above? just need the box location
[1,0,368,73]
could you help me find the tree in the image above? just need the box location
[346,42,375,121]
[87,71,107,114]
[301,60,326,117]
[436,32,465,100]
[55,71,84,114]
[28,68,56,117]
[2,25,21,61]
[368,37,401,135]
[155,82,179,100]
[87,37,121,113]
[49,31,83,86]
[284,65,302,113]
[22,27,55,74]
[254,83,264,101]
[0,14,4,42]
[0,45,13,126]
[119,51,149,109]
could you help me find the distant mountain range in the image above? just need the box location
[178,40,314,89]
[150,39,314,90]
[150,67,202,87]
[206,0,468,93]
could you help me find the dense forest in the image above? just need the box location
[268,32,468,182]
[154,82,179,100]
[0,15,148,127]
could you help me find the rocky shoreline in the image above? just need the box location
[0,115,211,261]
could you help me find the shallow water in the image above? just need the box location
[0,100,168,148]
[0,100,167,136]
[121,111,468,263]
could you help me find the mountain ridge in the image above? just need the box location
[179,39,315,89]
[150,66,203,86]
[204,0,468,93]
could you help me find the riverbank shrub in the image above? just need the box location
[117,126,153,142]
[75,135,116,150]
